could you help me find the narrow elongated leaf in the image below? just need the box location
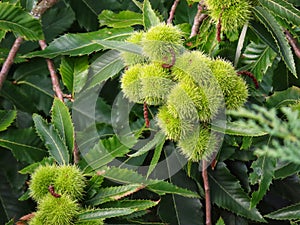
[0,48,26,65]
[0,128,46,163]
[212,120,268,137]
[33,114,69,165]
[100,167,199,198]
[266,86,300,108]
[143,0,160,29]
[86,184,144,206]
[147,136,165,178]
[95,40,143,54]
[259,0,300,26]
[77,208,135,221]
[103,200,159,211]
[158,169,203,225]
[86,50,124,89]
[129,131,165,157]
[249,156,276,208]
[42,6,75,41]
[0,110,17,132]
[265,202,300,220]
[274,162,300,179]
[51,98,74,156]
[209,163,265,222]
[25,28,133,58]
[99,10,143,28]
[0,2,43,40]
[253,6,297,77]
[82,135,131,171]
[59,56,89,95]
[242,42,277,81]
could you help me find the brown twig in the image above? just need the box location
[167,0,180,25]
[285,29,300,59]
[39,40,64,101]
[237,70,259,89]
[202,160,212,225]
[216,16,222,42]
[190,3,207,38]
[143,102,150,128]
[31,0,60,18]
[48,185,61,198]
[0,0,60,91]
[73,141,80,164]
[0,37,24,90]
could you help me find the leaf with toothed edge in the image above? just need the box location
[253,6,297,77]
[209,163,266,222]
[265,202,300,220]
[33,114,69,165]
[0,110,17,132]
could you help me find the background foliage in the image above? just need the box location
[0,0,300,224]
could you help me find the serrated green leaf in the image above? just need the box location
[212,120,268,137]
[94,40,143,54]
[265,202,300,220]
[143,0,160,29]
[99,10,143,28]
[82,135,131,171]
[60,56,89,95]
[158,168,203,225]
[0,2,43,40]
[249,156,276,208]
[33,114,69,165]
[266,86,300,108]
[216,217,225,225]
[0,128,46,163]
[85,50,124,89]
[66,0,99,31]
[259,0,300,26]
[51,98,74,157]
[147,181,200,198]
[147,135,165,178]
[19,157,55,174]
[100,167,199,198]
[0,48,26,65]
[103,199,159,211]
[24,27,133,58]
[242,41,277,81]
[129,131,165,157]
[42,6,75,41]
[86,184,144,206]
[0,110,17,132]
[209,163,265,222]
[274,162,300,179]
[77,208,136,221]
[253,6,297,77]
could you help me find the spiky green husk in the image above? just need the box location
[209,59,248,109]
[121,32,148,66]
[29,165,58,202]
[30,194,79,225]
[54,165,86,200]
[140,63,174,105]
[142,23,183,62]
[206,0,251,32]
[172,51,213,85]
[156,105,195,141]
[178,127,217,162]
[120,65,143,103]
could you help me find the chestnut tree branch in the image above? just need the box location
[0,0,60,91]
[202,160,212,225]
[285,29,300,59]
[167,0,180,25]
[0,37,24,90]
[190,3,207,38]
[39,40,64,101]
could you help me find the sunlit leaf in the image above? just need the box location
[99,10,143,28]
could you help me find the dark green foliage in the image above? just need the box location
[0,0,300,224]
